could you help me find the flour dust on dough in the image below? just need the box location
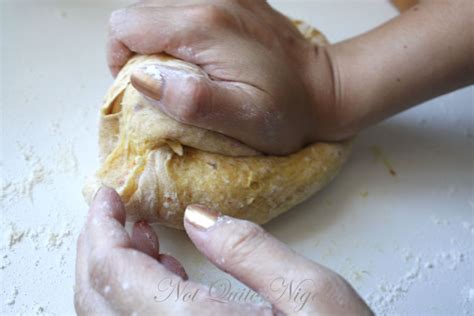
[83,20,352,229]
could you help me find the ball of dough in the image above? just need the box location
[83,21,352,229]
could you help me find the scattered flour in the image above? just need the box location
[461,221,474,235]
[48,120,61,136]
[1,222,75,252]
[0,253,11,270]
[1,139,80,208]
[367,257,423,313]
[460,287,474,315]
[5,223,27,249]
[430,215,450,226]
[437,250,465,270]
[0,219,78,313]
[55,141,79,176]
[0,136,79,315]
[0,143,52,206]
[47,228,73,250]
[6,287,19,305]
[366,245,470,315]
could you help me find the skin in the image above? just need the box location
[75,188,372,315]
[75,0,473,314]
[107,0,473,155]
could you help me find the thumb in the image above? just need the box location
[130,63,272,152]
[183,205,372,315]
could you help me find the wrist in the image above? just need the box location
[304,44,360,142]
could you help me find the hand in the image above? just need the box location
[74,187,373,315]
[107,0,339,155]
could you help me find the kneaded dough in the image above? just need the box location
[83,20,352,229]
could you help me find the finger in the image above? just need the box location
[77,187,133,314]
[86,187,130,251]
[158,254,189,281]
[131,221,160,260]
[89,246,269,315]
[85,190,195,312]
[85,189,263,314]
[130,63,272,153]
[184,205,373,315]
[76,230,91,290]
[107,35,134,77]
[131,222,189,280]
[84,189,271,314]
[86,188,266,315]
[74,230,117,315]
[107,5,211,75]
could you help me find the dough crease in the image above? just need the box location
[83,20,352,229]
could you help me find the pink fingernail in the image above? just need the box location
[131,64,164,100]
[184,205,220,230]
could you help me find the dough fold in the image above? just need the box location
[83,20,352,229]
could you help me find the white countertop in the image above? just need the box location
[1,1,473,315]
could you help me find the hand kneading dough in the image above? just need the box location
[83,20,352,229]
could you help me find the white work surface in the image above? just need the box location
[1,1,473,315]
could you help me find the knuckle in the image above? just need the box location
[219,222,266,268]
[312,273,336,295]
[176,79,209,122]
[191,4,231,27]
[88,249,115,291]
[308,269,347,300]
[108,9,126,33]
[108,7,143,41]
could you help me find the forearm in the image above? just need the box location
[326,0,474,136]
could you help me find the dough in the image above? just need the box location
[83,20,352,229]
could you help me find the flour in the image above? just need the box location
[367,256,423,313]
[366,245,470,315]
[462,221,474,235]
[0,143,52,206]
[424,262,434,269]
[121,281,130,290]
[143,64,163,81]
[48,120,61,136]
[5,223,27,249]
[26,163,49,200]
[459,287,474,315]
[430,215,450,226]
[55,142,79,176]
[437,250,465,270]
[0,219,77,314]
[103,285,111,294]
[0,254,11,270]
[47,229,73,250]
[31,304,54,316]
[1,222,75,252]
[17,138,80,195]
[6,287,19,305]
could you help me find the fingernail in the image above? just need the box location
[184,205,220,230]
[132,221,160,260]
[92,186,105,202]
[158,254,189,281]
[131,64,164,100]
[89,187,106,215]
